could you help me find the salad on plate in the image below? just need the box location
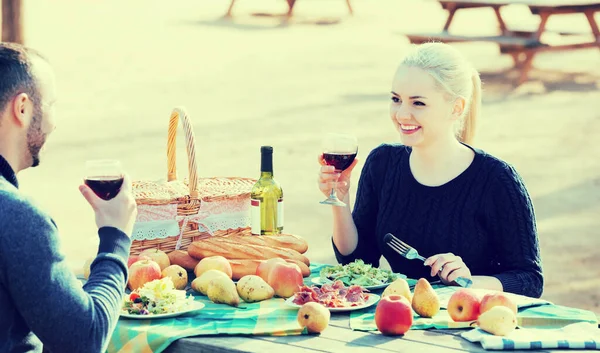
[319,260,404,287]
[122,277,195,316]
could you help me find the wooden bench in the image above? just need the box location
[225,0,354,18]
[405,31,544,49]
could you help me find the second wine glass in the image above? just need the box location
[320,133,358,207]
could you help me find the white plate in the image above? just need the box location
[120,301,205,320]
[285,294,380,312]
[310,277,395,291]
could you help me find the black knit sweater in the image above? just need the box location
[333,144,544,298]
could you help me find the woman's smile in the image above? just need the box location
[400,124,421,134]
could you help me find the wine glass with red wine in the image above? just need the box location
[320,133,358,207]
[84,160,124,201]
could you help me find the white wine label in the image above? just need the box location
[277,198,284,229]
[250,199,261,235]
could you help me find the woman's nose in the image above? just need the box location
[392,105,411,122]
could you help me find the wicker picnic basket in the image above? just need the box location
[130,107,256,255]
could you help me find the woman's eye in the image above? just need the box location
[414,101,425,106]
[391,97,400,103]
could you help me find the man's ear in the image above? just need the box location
[450,96,466,121]
[11,93,32,127]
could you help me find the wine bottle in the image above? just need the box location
[250,146,284,235]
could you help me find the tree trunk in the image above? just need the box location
[2,0,24,44]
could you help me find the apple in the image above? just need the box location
[447,289,481,322]
[127,255,151,268]
[139,249,170,271]
[297,302,330,333]
[161,265,188,290]
[480,292,518,316]
[375,295,413,335]
[194,256,233,279]
[256,258,286,282]
[128,259,162,290]
[268,262,303,298]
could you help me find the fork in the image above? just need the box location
[383,233,473,288]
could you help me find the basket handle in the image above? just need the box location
[167,107,199,200]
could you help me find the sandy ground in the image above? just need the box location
[12,0,600,313]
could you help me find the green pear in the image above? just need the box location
[411,278,440,318]
[192,269,231,295]
[477,306,517,336]
[382,278,412,302]
[207,275,241,307]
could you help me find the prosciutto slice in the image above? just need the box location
[291,280,369,308]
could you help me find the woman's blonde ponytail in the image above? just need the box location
[459,70,481,145]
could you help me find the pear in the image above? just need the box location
[192,269,231,295]
[411,278,440,318]
[83,257,94,280]
[236,275,274,303]
[297,302,330,333]
[477,306,517,336]
[161,265,188,290]
[382,278,412,302]
[206,275,241,307]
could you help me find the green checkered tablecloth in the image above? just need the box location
[106,264,329,353]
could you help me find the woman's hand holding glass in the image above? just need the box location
[318,155,359,205]
[317,133,358,207]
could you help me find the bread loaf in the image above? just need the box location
[228,259,311,280]
[224,234,308,254]
[228,259,261,280]
[167,250,199,271]
[189,237,310,265]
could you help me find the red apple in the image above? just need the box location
[267,262,303,298]
[256,258,286,282]
[128,259,162,290]
[375,295,413,335]
[480,292,518,315]
[127,255,151,268]
[447,289,481,322]
[139,249,170,271]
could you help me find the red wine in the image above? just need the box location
[323,152,357,171]
[85,176,124,200]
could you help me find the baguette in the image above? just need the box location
[167,250,199,271]
[224,234,308,254]
[189,237,310,265]
[228,259,311,280]
[228,259,261,280]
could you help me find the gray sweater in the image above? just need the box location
[0,155,132,353]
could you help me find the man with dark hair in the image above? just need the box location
[0,43,137,353]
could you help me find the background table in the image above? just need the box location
[404,0,600,84]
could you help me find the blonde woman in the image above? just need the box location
[318,42,543,298]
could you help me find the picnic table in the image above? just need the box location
[162,317,599,353]
[404,0,600,84]
[109,263,600,353]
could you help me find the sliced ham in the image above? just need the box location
[291,281,368,308]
